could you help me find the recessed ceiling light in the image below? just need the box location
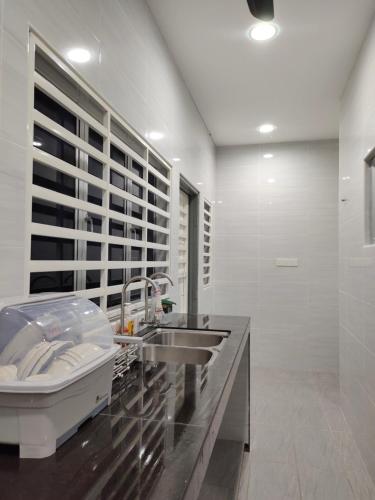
[248,22,279,42]
[147,131,164,141]
[217,200,223,204]
[33,141,42,147]
[257,123,276,134]
[267,178,276,183]
[263,153,274,159]
[67,48,91,63]
[172,157,181,162]
[197,182,203,186]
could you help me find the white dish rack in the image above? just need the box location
[0,295,119,458]
[113,344,139,380]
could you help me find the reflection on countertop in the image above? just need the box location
[0,313,250,500]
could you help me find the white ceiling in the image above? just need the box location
[147,0,375,146]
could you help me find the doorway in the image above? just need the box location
[178,177,199,314]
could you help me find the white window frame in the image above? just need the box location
[202,200,213,287]
[178,189,190,313]
[25,32,172,315]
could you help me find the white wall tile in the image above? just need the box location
[215,257,258,283]
[0,245,25,297]
[259,235,307,260]
[0,179,25,246]
[215,233,259,260]
[0,0,215,311]
[214,139,339,373]
[259,258,309,284]
[255,304,311,330]
[340,14,375,483]
[214,282,258,317]
[0,30,28,147]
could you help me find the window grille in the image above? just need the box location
[203,200,212,287]
[27,35,171,313]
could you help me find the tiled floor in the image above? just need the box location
[238,368,375,500]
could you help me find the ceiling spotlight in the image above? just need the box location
[172,157,181,162]
[67,48,91,63]
[248,22,278,42]
[263,153,274,159]
[197,182,204,186]
[257,123,276,134]
[267,178,276,183]
[217,200,223,204]
[147,131,164,141]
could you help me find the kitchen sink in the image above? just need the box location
[145,329,228,348]
[142,345,213,365]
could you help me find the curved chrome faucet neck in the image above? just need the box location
[120,276,157,333]
[150,272,174,286]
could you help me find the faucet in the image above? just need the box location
[142,272,174,325]
[120,276,157,333]
[150,272,174,287]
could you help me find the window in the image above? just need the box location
[179,190,189,313]
[366,149,375,245]
[203,200,213,287]
[27,35,171,312]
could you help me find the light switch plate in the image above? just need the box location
[275,258,299,267]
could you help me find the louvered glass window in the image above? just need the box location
[28,36,171,312]
[203,200,213,287]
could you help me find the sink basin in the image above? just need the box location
[142,345,213,365]
[145,330,227,348]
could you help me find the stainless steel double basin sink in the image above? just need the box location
[141,328,229,366]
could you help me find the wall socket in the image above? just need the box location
[275,258,299,267]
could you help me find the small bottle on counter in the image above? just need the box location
[132,309,139,335]
[116,303,133,335]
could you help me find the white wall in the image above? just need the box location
[214,140,339,373]
[0,0,215,311]
[340,14,375,481]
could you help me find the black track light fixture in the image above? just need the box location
[247,0,274,21]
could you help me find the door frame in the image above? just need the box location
[180,175,199,315]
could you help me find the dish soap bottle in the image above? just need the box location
[116,303,133,335]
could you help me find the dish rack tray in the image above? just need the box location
[113,344,138,381]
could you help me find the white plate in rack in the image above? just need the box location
[47,357,77,378]
[69,343,104,361]
[0,365,17,382]
[29,340,74,376]
[0,322,43,365]
[17,342,51,380]
[58,351,82,366]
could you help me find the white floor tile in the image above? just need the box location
[240,368,375,500]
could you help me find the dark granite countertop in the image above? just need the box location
[0,313,250,500]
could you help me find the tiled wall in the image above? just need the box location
[340,14,375,481]
[214,140,339,373]
[0,0,215,311]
